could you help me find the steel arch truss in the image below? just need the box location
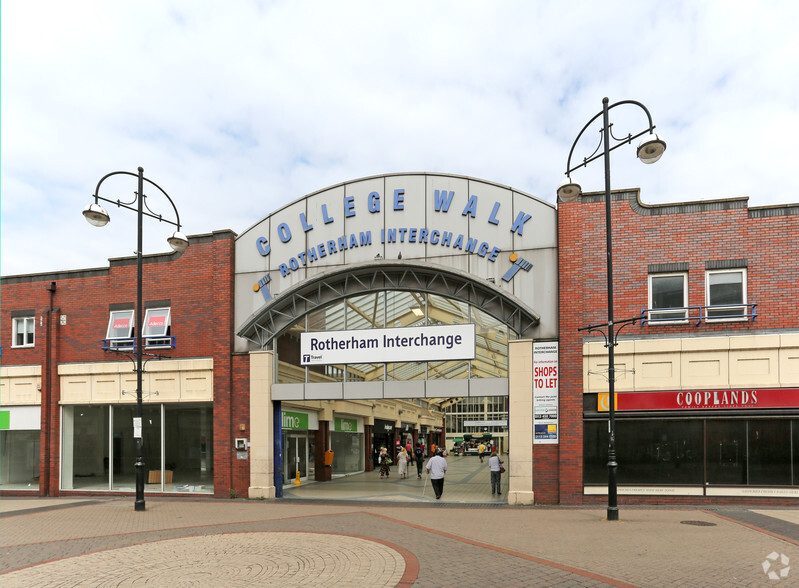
[237,261,540,349]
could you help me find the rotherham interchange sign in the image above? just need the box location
[301,324,475,365]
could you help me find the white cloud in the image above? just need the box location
[3,0,798,276]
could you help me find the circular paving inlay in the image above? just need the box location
[3,532,406,587]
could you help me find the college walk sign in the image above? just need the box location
[234,172,559,353]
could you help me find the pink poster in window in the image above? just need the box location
[113,318,130,330]
[148,316,166,328]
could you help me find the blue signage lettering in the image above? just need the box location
[393,189,405,210]
[462,195,478,218]
[510,211,532,235]
[434,190,455,212]
[256,237,271,256]
[252,182,541,285]
[368,191,380,212]
[344,196,355,218]
[488,202,501,225]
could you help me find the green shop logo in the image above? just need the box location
[282,411,309,430]
[335,418,357,432]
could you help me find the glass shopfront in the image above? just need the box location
[584,418,799,487]
[330,416,364,476]
[281,409,317,485]
[373,418,395,466]
[61,403,213,493]
[0,406,40,490]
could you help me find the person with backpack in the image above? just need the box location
[414,442,425,479]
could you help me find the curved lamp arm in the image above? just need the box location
[91,167,183,231]
[563,98,658,177]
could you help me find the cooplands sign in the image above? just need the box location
[301,324,475,365]
[598,388,799,411]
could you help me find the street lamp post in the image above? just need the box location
[83,167,188,511]
[558,98,666,521]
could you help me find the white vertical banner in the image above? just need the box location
[533,341,558,444]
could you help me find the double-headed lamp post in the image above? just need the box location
[558,98,666,521]
[83,167,188,512]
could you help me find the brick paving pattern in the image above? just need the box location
[2,493,798,586]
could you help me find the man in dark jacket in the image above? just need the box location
[414,443,425,479]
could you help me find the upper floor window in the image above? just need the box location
[706,269,747,320]
[648,273,688,323]
[12,316,35,348]
[105,307,172,349]
[143,307,172,347]
[106,310,135,349]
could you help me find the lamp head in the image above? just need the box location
[637,133,666,164]
[167,231,189,252]
[82,202,110,227]
[557,177,582,203]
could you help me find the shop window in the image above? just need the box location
[706,269,747,320]
[584,420,703,486]
[748,420,791,485]
[0,429,40,489]
[648,273,688,323]
[61,403,213,494]
[12,316,35,348]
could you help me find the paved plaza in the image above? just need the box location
[2,456,799,586]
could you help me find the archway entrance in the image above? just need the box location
[240,263,540,504]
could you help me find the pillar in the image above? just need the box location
[248,350,275,499]
[508,338,534,505]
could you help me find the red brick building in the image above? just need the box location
[0,231,249,498]
[555,189,799,505]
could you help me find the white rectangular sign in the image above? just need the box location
[533,341,559,445]
[301,324,476,365]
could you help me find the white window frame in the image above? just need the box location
[647,273,688,324]
[143,307,172,348]
[705,268,747,322]
[12,316,35,348]
[106,309,135,349]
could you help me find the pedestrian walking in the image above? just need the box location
[378,447,391,479]
[397,447,410,479]
[488,452,504,495]
[414,442,425,479]
[426,448,448,499]
[478,442,486,463]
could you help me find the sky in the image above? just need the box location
[2,1,798,277]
